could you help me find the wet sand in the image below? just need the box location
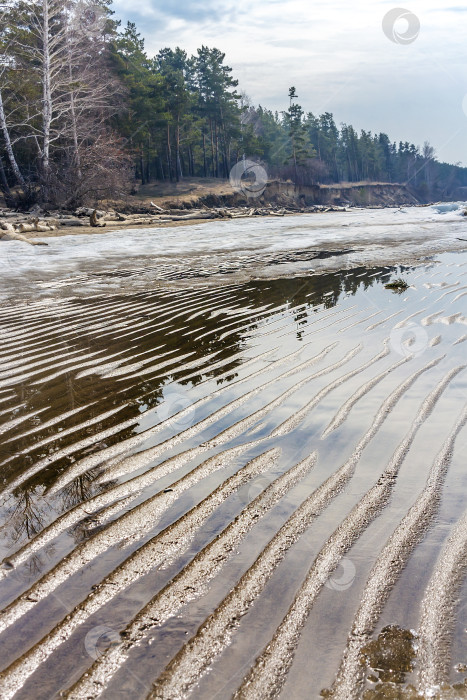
[2,204,467,305]
[21,214,224,240]
[0,210,466,698]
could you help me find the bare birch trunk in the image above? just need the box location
[68,50,82,180]
[0,90,26,187]
[41,0,53,198]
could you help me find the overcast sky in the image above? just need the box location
[112,0,467,166]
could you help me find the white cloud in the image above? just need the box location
[112,0,467,165]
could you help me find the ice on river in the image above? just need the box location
[1,203,466,299]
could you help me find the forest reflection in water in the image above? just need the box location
[0,254,466,700]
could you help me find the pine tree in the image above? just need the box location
[284,87,314,182]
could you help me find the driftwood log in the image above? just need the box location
[104,212,126,222]
[0,230,48,245]
[59,218,86,227]
[90,210,106,227]
[0,202,351,243]
[162,212,219,221]
[76,207,105,218]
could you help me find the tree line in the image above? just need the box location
[1,0,466,207]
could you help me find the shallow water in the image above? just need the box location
[1,203,467,301]
[0,213,466,699]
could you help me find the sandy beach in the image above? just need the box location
[0,205,467,699]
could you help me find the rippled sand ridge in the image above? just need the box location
[1,215,467,699]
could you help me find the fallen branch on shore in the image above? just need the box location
[0,229,48,245]
[0,201,352,246]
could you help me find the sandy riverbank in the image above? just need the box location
[0,250,466,698]
[1,176,431,243]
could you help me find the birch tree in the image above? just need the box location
[0,5,27,189]
[0,83,25,186]
[1,0,125,204]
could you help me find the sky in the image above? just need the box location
[112,0,467,166]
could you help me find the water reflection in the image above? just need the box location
[0,263,406,556]
[1,253,467,698]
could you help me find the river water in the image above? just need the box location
[0,202,467,299]
[0,206,466,699]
